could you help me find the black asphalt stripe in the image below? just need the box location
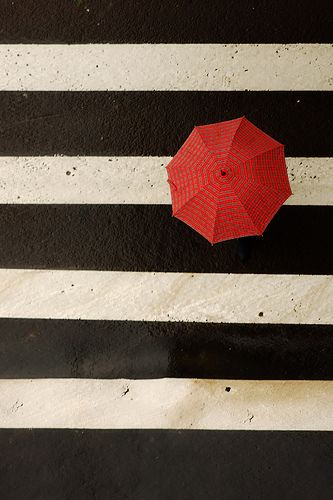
[0,319,332,380]
[0,92,332,157]
[0,205,331,275]
[1,0,331,43]
[0,430,332,500]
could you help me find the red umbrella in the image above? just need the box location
[166,116,292,245]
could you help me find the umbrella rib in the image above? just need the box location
[173,184,211,218]
[195,117,244,160]
[247,173,293,199]
[174,127,217,217]
[211,192,220,245]
[244,144,286,162]
[218,181,261,235]
[223,174,292,235]
[223,116,245,162]
[240,147,293,197]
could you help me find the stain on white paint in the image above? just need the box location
[0,379,332,430]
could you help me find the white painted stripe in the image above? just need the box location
[1,378,332,430]
[0,269,331,324]
[0,156,330,205]
[1,44,332,91]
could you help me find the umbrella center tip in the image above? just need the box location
[220,170,227,176]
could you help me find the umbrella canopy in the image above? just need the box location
[166,116,292,244]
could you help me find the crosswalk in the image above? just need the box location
[0,270,331,323]
[2,379,333,430]
[0,0,332,498]
[1,92,331,156]
[2,44,332,91]
[0,156,331,205]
